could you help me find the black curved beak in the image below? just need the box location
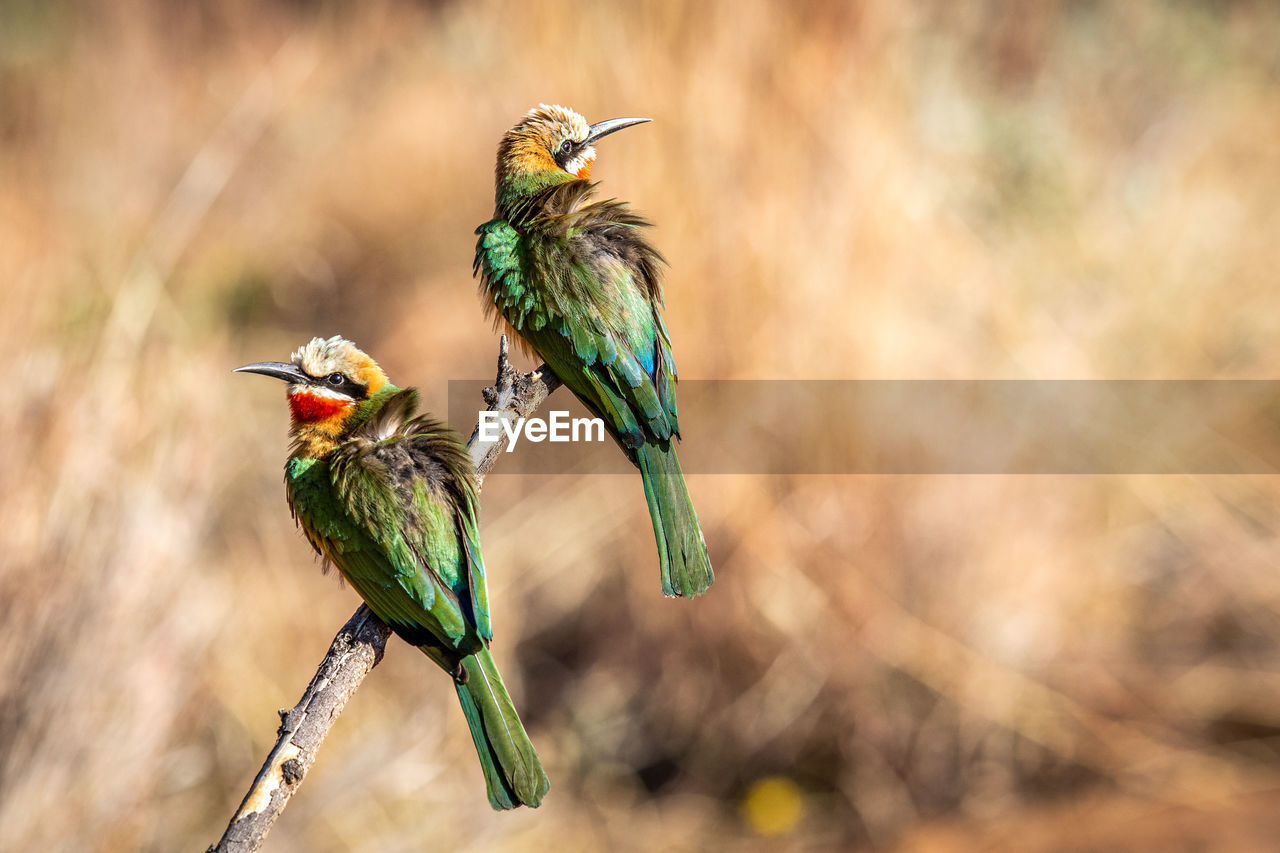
[586,116,651,144]
[234,361,309,384]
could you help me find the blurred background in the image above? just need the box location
[4,1,1280,850]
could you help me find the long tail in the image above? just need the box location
[637,441,714,598]
[452,647,549,810]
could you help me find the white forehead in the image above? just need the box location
[529,103,590,141]
[291,335,360,377]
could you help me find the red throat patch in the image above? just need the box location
[576,163,593,180]
[288,389,353,423]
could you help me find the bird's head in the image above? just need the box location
[494,103,649,209]
[236,335,391,454]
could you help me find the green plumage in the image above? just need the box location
[475,175,713,598]
[286,386,548,810]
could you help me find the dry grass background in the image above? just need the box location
[3,1,1280,850]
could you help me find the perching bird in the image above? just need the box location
[236,336,549,810]
[474,103,713,598]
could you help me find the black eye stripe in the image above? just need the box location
[299,368,369,400]
[554,139,583,168]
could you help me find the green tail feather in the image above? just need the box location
[451,648,549,810]
[637,442,714,598]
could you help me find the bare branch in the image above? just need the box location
[210,336,559,852]
[209,607,390,853]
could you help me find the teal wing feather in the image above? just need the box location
[304,389,490,650]
[455,487,491,641]
[475,218,553,334]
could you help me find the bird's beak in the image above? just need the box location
[234,361,310,384]
[586,116,651,144]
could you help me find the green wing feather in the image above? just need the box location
[475,184,679,455]
[292,389,490,649]
[475,178,712,598]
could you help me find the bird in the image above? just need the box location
[236,335,549,811]
[473,103,713,598]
